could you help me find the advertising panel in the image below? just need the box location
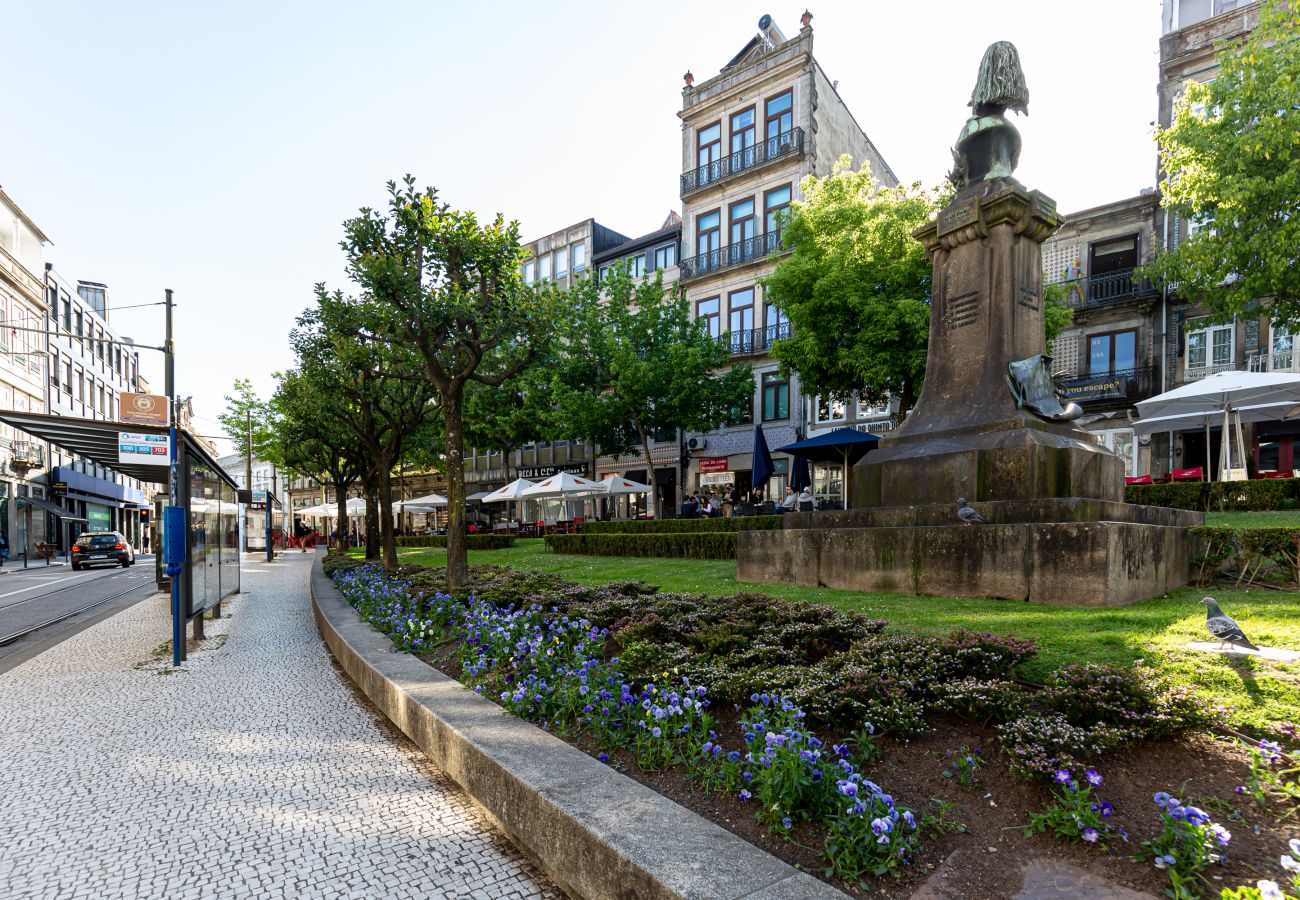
[118,432,171,466]
[698,457,730,473]
[120,393,170,425]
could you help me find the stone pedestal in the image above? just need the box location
[738,179,1201,607]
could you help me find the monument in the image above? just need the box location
[738,43,1201,606]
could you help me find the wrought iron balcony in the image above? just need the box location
[1059,268,1156,311]
[719,321,792,356]
[11,441,44,468]
[680,128,805,197]
[1248,349,1300,373]
[681,230,784,282]
[1182,361,1237,382]
[1055,366,1156,404]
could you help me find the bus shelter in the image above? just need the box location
[0,411,239,652]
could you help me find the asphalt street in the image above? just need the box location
[0,557,160,674]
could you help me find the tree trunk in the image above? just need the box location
[377,464,398,572]
[364,478,379,561]
[333,478,349,551]
[636,420,659,519]
[444,388,469,589]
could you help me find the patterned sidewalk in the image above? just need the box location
[0,552,559,900]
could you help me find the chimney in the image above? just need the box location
[683,70,694,87]
[801,9,812,28]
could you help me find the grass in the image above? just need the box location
[353,540,1300,735]
[1206,510,1300,528]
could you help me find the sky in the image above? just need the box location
[1,0,1167,455]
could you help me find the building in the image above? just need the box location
[0,186,53,556]
[1041,193,1163,478]
[676,12,898,503]
[45,269,151,547]
[219,452,287,550]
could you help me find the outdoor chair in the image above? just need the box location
[798,500,815,512]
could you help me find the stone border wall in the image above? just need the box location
[310,558,844,900]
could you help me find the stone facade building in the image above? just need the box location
[676,13,897,503]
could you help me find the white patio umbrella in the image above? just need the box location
[481,478,537,502]
[296,503,331,516]
[398,492,448,510]
[520,472,605,498]
[595,475,653,495]
[1133,371,1300,481]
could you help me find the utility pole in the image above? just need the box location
[165,289,183,667]
[245,411,253,553]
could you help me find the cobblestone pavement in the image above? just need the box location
[0,552,560,900]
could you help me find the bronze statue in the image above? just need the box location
[949,42,1030,189]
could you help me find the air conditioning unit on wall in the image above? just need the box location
[686,436,707,451]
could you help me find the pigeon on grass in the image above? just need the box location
[957,498,988,526]
[1202,596,1259,652]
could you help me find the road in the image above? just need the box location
[0,558,159,674]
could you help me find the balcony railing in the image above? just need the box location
[681,230,783,282]
[1055,366,1156,404]
[1060,268,1156,310]
[718,321,792,356]
[681,128,806,197]
[10,441,44,468]
[1248,349,1300,373]
[1183,361,1237,381]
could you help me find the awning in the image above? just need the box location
[773,427,881,462]
[0,410,226,486]
[18,495,88,522]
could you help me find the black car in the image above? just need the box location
[71,531,136,570]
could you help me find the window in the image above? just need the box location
[61,296,70,331]
[765,185,792,234]
[730,107,756,162]
[554,249,568,279]
[728,288,755,344]
[766,90,793,139]
[697,122,722,176]
[1089,235,1138,275]
[523,260,535,284]
[816,396,847,423]
[857,395,891,419]
[538,254,551,281]
[598,265,611,282]
[49,353,59,393]
[697,211,721,258]
[1088,329,1138,374]
[1186,319,1234,371]
[63,360,72,395]
[626,254,646,278]
[0,304,8,353]
[697,297,720,339]
[77,370,84,403]
[729,388,754,426]
[1096,429,1139,478]
[729,198,757,249]
[653,243,677,271]
[762,372,790,421]
[572,242,586,273]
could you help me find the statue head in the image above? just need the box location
[969,41,1029,116]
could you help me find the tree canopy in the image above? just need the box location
[219,378,280,466]
[1147,0,1300,324]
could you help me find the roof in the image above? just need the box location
[0,186,52,244]
[593,218,682,264]
[0,410,233,486]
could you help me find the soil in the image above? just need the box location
[413,642,1297,898]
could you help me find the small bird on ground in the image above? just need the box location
[956,498,988,526]
[1202,596,1259,652]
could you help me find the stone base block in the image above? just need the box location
[738,520,1193,607]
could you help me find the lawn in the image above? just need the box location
[357,540,1300,735]
[1205,509,1300,528]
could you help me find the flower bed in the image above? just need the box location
[325,556,1299,898]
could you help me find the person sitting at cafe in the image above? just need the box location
[797,487,818,511]
[780,486,798,511]
[700,494,713,517]
[680,494,698,518]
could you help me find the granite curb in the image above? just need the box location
[310,556,846,900]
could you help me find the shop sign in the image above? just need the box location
[698,457,730,473]
[51,481,68,497]
[772,458,789,475]
[120,393,170,426]
[1058,374,1128,403]
[118,432,170,466]
[700,472,732,485]
[517,462,589,479]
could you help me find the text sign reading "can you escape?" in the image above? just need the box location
[118,432,171,466]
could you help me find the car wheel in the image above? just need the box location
[121,559,129,568]
[72,564,81,571]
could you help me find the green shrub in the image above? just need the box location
[1128,478,1300,511]
[1126,482,1211,510]
[395,534,515,550]
[1189,526,1300,584]
[544,532,737,559]
[579,515,783,535]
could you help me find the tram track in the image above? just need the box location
[0,572,158,647]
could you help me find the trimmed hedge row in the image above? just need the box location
[579,515,783,535]
[396,534,516,550]
[1189,525,1300,585]
[544,532,736,560]
[1126,478,1300,511]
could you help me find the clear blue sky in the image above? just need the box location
[2,0,1164,453]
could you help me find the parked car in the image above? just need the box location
[71,531,135,570]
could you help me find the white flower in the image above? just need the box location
[1256,880,1283,900]
[1282,854,1300,873]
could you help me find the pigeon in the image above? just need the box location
[957,498,988,526]
[1202,596,1259,652]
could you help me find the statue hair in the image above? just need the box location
[969,41,1029,115]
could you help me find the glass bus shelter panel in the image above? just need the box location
[220,480,239,597]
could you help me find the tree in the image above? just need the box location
[1146,0,1300,324]
[337,177,555,589]
[551,265,754,518]
[762,158,942,418]
[219,378,280,466]
[1044,282,1075,347]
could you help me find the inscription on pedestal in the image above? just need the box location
[938,198,981,237]
[944,291,980,330]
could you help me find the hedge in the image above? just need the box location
[1127,478,1300,512]
[396,534,516,550]
[544,532,737,560]
[579,515,783,535]
[1189,525,1300,585]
